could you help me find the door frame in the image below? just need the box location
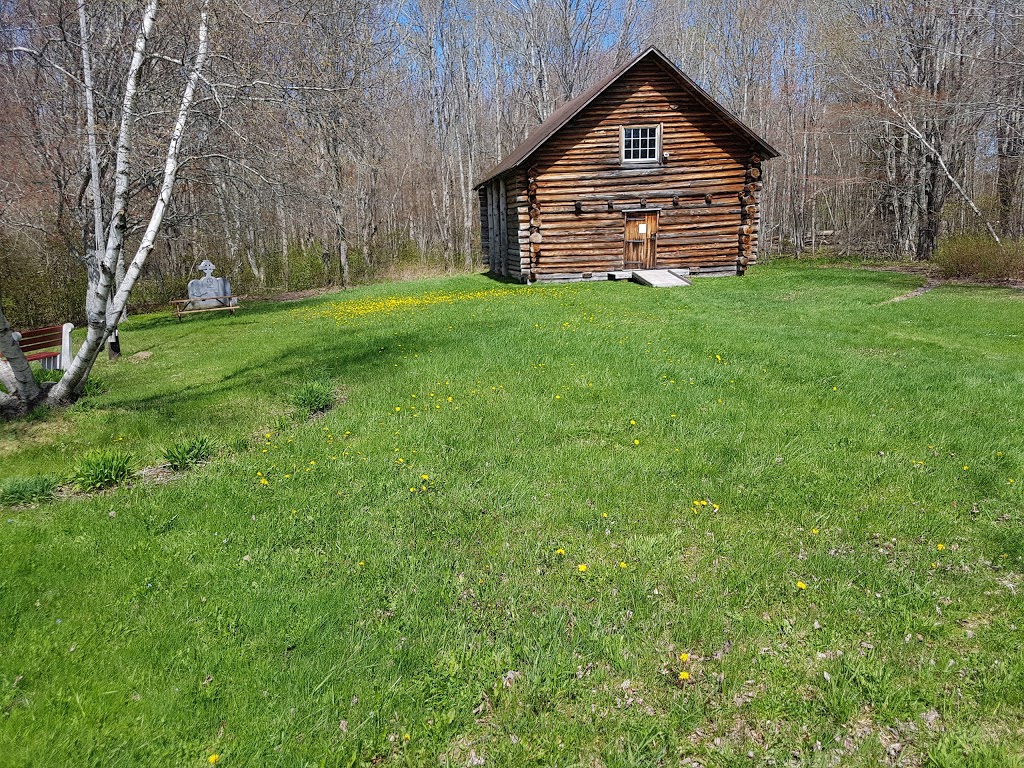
[622,208,661,269]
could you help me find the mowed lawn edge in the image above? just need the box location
[1,264,1022,766]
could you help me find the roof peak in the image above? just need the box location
[475,46,778,188]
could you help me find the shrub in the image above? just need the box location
[0,475,59,506]
[935,235,1024,280]
[72,449,135,492]
[291,380,334,416]
[82,376,108,396]
[32,367,63,384]
[164,435,217,471]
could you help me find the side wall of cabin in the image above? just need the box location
[525,59,763,278]
[480,172,527,279]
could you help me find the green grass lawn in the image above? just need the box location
[1,263,1022,766]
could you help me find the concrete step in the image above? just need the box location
[630,269,692,288]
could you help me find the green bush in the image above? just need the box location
[935,235,1024,280]
[291,380,334,416]
[164,435,217,471]
[32,367,63,384]
[0,475,59,506]
[82,376,108,396]
[72,449,135,492]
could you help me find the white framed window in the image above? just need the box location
[620,124,661,163]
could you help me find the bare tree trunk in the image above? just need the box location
[0,297,41,416]
[48,0,209,406]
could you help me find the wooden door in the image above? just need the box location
[623,211,659,269]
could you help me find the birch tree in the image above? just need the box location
[0,0,211,416]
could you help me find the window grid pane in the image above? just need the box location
[623,126,658,161]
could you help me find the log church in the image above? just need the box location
[476,47,779,282]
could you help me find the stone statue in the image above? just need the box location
[186,260,237,309]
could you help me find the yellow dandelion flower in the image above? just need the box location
[555,548,566,555]
[403,734,411,742]
[602,512,608,518]
[259,478,268,486]
[796,581,807,590]
[811,528,819,535]
[678,652,689,662]
[208,756,220,765]
[619,562,628,569]
[630,420,636,425]
[395,406,401,412]
[577,564,588,572]
[937,543,945,551]
[633,439,640,446]
[963,465,969,471]
[679,671,689,680]
[421,474,429,480]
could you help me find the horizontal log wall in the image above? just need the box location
[521,58,763,276]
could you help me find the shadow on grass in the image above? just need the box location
[93,329,430,416]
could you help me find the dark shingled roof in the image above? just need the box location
[475,46,780,189]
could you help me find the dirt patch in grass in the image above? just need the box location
[883,279,943,303]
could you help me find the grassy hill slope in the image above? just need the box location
[1,264,1022,766]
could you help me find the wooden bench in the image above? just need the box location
[170,296,239,322]
[7,323,75,370]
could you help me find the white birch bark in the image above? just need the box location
[0,299,40,414]
[48,0,210,404]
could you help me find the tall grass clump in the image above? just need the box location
[935,235,1024,280]
[72,449,135,492]
[291,380,334,416]
[0,475,59,506]
[163,435,217,471]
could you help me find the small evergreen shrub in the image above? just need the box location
[0,475,59,506]
[291,380,334,416]
[72,449,135,491]
[935,235,1024,280]
[164,435,216,471]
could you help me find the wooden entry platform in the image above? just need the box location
[607,269,692,288]
[535,268,696,285]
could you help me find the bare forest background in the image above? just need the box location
[2,0,1023,328]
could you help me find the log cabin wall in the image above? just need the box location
[523,58,762,278]
[481,175,527,278]
[478,187,490,269]
[476,48,777,282]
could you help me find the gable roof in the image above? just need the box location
[475,46,780,189]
